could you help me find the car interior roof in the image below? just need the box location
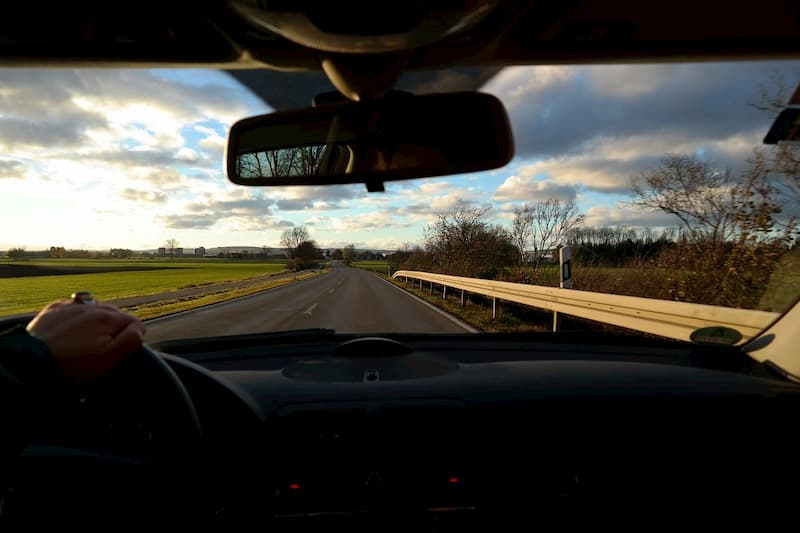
[1,1,798,109]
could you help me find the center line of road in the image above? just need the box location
[303,303,318,316]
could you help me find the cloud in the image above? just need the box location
[159,213,219,229]
[220,216,295,232]
[330,212,414,232]
[197,129,226,153]
[415,181,454,196]
[157,190,284,231]
[0,112,107,150]
[503,129,771,195]
[390,179,491,219]
[319,239,408,250]
[121,188,168,204]
[0,69,266,194]
[129,168,190,188]
[271,184,361,211]
[583,204,681,228]
[299,212,411,232]
[485,62,800,166]
[303,215,330,227]
[399,192,489,217]
[275,199,316,211]
[185,193,274,216]
[176,147,202,162]
[492,65,577,99]
[493,176,578,202]
[0,160,25,179]
[159,211,291,232]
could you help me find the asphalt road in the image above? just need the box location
[144,264,472,343]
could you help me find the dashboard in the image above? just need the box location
[158,335,800,528]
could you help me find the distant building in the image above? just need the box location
[175,248,184,258]
[194,247,206,257]
[157,247,166,257]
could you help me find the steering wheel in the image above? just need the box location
[2,344,204,526]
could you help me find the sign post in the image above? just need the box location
[559,245,572,289]
[554,245,572,331]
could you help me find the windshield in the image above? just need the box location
[1,63,799,345]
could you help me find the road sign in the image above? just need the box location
[559,245,572,289]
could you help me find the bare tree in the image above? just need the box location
[631,155,739,243]
[751,76,800,201]
[280,226,310,259]
[511,198,584,272]
[424,203,515,278]
[631,154,793,244]
[237,145,328,178]
[164,238,179,259]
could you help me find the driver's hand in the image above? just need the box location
[26,300,145,383]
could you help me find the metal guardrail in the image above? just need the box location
[392,270,779,343]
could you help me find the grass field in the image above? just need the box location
[351,260,391,273]
[0,258,289,316]
[760,247,800,312]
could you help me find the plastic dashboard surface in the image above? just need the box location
[163,341,800,525]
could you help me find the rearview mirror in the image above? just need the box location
[225,92,513,192]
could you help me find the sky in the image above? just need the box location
[0,61,798,252]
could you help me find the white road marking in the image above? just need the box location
[329,288,336,294]
[303,303,318,316]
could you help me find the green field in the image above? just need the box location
[0,258,288,316]
[351,260,390,273]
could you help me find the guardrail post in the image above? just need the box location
[492,297,497,319]
[443,286,447,300]
[553,311,559,332]
[430,282,434,295]
[461,290,465,308]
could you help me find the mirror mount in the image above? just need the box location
[320,53,410,101]
[365,177,386,193]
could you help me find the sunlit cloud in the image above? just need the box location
[121,188,168,204]
[584,204,681,228]
[493,176,578,202]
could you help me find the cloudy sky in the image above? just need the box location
[1,61,798,251]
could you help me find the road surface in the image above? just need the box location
[144,264,471,343]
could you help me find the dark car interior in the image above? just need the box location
[2,0,800,529]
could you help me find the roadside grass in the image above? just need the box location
[126,270,326,321]
[0,258,289,316]
[352,260,390,273]
[759,247,800,312]
[377,272,549,333]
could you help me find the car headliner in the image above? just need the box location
[0,1,798,110]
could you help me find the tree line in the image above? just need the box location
[5,247,138,260]
[388,148,798,309]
